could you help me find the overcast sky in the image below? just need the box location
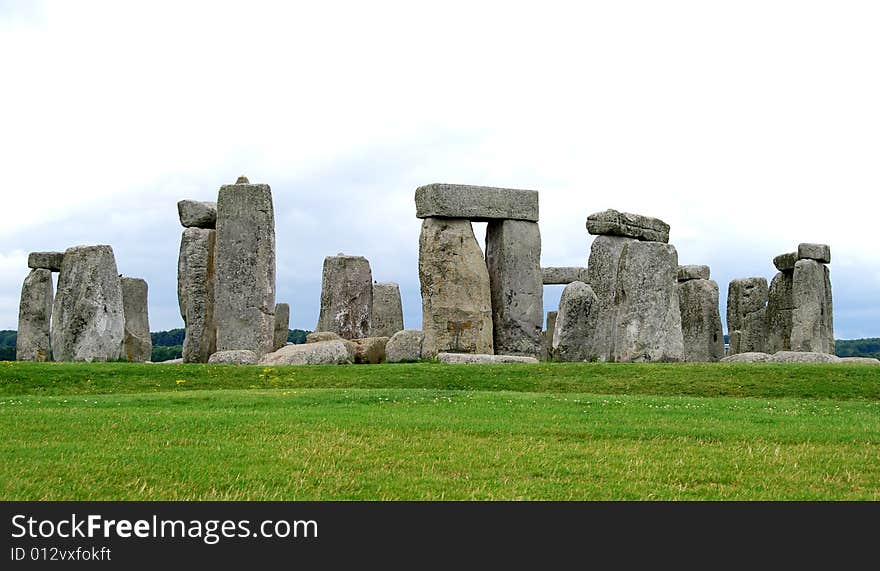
[1,1,878,339]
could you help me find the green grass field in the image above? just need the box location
[2,361,879,500]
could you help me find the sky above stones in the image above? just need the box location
[1,1,878,339]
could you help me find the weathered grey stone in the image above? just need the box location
[768,351,841,364]
[370,282,404,338]
[316,254,373,340]
[178,227,216,363]
[773,252,798,272]
[612,241,684,362]
[307,331,342,343]
[552,282,600,362]
[797,243,831,264]
[839,357,880,364]
[385,329,424,363]
[486,220,543,357]
[121,277,152,363]
[726,277,768,355]
[720,352,771,363]
[414,183,539,222]
[543,311,558,361]
[16,268,53,361]
[586,209,670,243]
[677,279,724,362]
[177,200,217,229]
[677,265,710,282]
[766,271,794,354]
[542,267,589,285]
[208,350,258,365]
[259,340,352,366]
[157,357,183,364]
[437,353,539,364]
[273,303,290,351]
[215,177,276,355]
[351,337,389,364]
[587,235,636,360]
[27,251,64,272]
[418,218,493,358]
[791,259,834,354]
[51,245,124,362]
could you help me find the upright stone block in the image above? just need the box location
[415,183,539,222]
[677,278,724,362]
[120,277,152,362]
[214,177,276,355]
[27,252,64,272]
[543,311,558,361]
[791,259,834,353]
[370,282,404,338]
[316,255,373,340]
[273,303,290,351]
[587,209,670,243]
[552,282,600,362]
[587,235,636,360]
[51,245,124,362]
[766,270,794,353]
[178,228,216,363]
[726,277,768,355]
[612,241,684,362]
[16,268,53,361]
[485,220,543,357]
[418,218,493,358]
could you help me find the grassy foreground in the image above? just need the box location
[1,361,879,500]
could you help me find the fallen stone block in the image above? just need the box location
[351,336,389,364]
[437,353,539,364]
[208,349,258,365]
[386,329,424,363]
[259,340,352,365]
[720,352,771,363]
[768,351,841,363]
[839,357,880,364]
[415,183,539,222]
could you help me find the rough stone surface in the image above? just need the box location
[415,183,539,222]
[273,303,290,351]
[51,245,124,362]
[258,341,352,365]
[587,235,636,360]
[840,357,880,364]
[157,358,183,364]
[214,177,276,355]
[316,255,373,340]
[370,282,404,338]
[385,329,424,363]
[766,271,794,354]
[552,282,600,362]
[720,352,771,363]
[726,277,768,355]
[543,311,558,361]
[797,243,831,264]
[791,259,834,354]
[677,265,710,282]
[485,220,543,357]
[177,200,217,229]
[16,269,53,361]
[307,331,342,343]
[351,337,389,364]
[418,218,494,358]
[437,353,539,364]
[121,277,152,362]
[208,350,258,365]
[612,241,684,362]
[542,267,589,285]
[773,252,798,272]
[27,251,64,272]
[178,227,216,363]
[677,279,724,362]
[768,351,841,364]
[586,209,670,243]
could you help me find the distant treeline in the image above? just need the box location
[835,338,880,360]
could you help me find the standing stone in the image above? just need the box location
[418,218,493,358]
[791,259,834,354]
[612,241,684,362]
[543,311,558,360]
[273,303,290,351]
[587,235,636,360]
[766,270,794,353]
[27,252,64,272]
[214,176,276,356]
[120,277,152,362]
[316,255,373,340]
[51,245,124,362]
[726,278,768,355]
[178,227,216,363]
[485,219,543,357]
[677,278,724,362]
[16,269,53,361]
[552,282,600,362]
[370,282,404,338]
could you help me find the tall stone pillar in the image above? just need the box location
[16,268,54,362]
[273,303,290,351]
[726,277,768,355]
[676,265,724,362]
[370,282,404,338]
[316,254,373,340]
[791,243,834,353]
[121,277,152,362]
[766,252,796,354]
[552,281,599,362]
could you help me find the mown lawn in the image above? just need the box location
[1,362,878,500]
